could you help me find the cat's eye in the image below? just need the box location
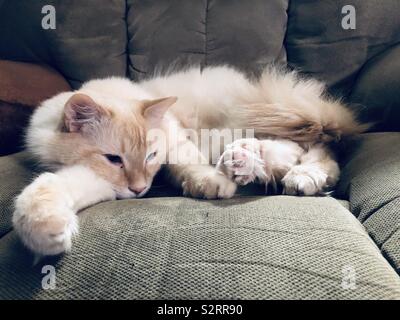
[146,151,157,163]
[104,154,123,167]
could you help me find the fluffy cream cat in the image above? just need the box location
[13,66,365,255]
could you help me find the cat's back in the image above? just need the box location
[141,65,255,106]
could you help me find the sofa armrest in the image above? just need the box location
[336,132,400,272]
[0,152,37,238]
[0,60,71,156]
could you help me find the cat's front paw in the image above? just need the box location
[282,165,328,196]
[12,173,78,256]
[182,169,237,199]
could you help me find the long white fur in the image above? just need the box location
[15,66,351,255]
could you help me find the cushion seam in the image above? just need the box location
[356,194,400,223]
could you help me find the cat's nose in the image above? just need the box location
[129,186,147,194]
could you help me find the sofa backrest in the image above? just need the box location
[0,0,127,88]
[1,0,399,129]
[126,0,288,81]
[286,0,400,96]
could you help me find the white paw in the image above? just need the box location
[282,165,328,196]
[12,173,78,256]
[217,140,266,186]
[182,169,237,199]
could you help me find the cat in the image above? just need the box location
[12,66,366,255]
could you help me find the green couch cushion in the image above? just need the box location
[337,132,400,272]
[0,152,39,238]
[1,196,399,299]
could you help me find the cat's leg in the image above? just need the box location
[281,144,340,196]
[13,165,115,255]
[167,138,237,199]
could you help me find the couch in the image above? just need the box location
[0,0,399,299]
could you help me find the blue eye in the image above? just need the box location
[146,151,157,162]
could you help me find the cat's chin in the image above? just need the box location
[116,187,150,200]
[115,190,136,200]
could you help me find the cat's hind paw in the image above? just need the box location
[282,165,329,196]
[217,141,266,186]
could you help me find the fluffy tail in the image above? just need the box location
[239,68,369,143]
[241,101,369,143]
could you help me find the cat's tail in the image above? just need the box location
[239,68,369,143]
[240,101,369,143]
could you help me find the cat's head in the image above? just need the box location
[59,93,176,199]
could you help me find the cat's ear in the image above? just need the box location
[141,97,177,126]
[63,93,106,132]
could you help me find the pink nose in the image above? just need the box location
[129,186,147,194]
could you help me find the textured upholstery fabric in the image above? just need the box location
[0,152,38,238]
[286,0,400,96]
[0,0,127,88]
[127,0,288,81]
[1,196,399,300]
[0,101,32,156]
[349,45,400,131]
[337,133,400,272]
